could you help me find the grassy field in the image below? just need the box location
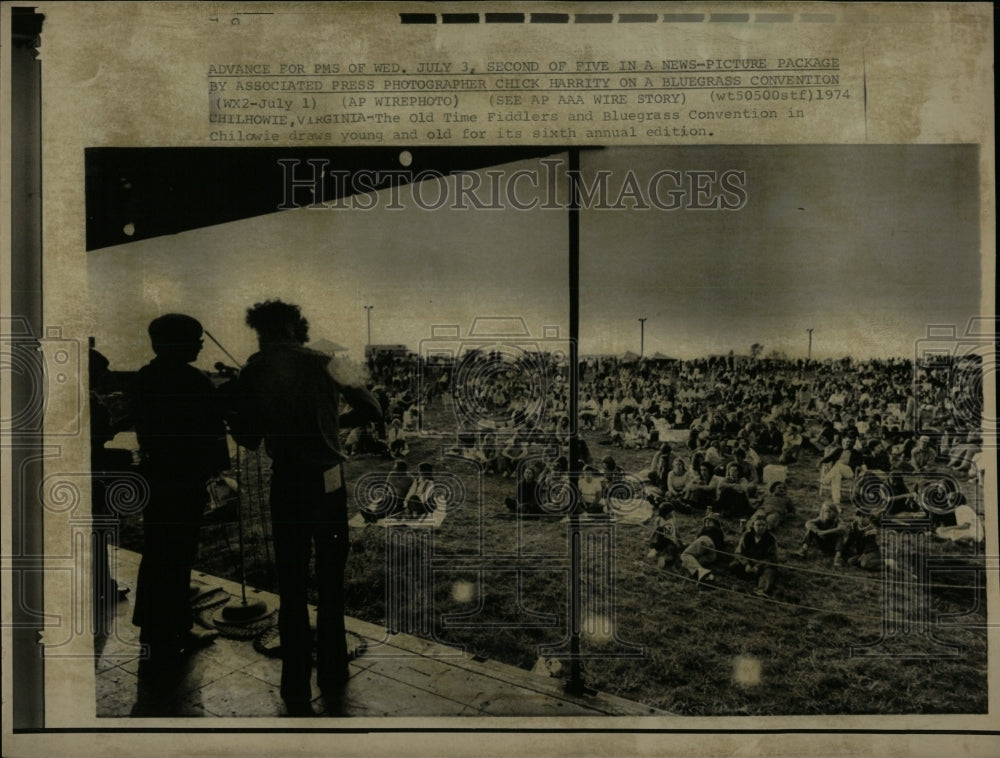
[117,397,988,716]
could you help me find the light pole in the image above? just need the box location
[364,305,374,353]
[638,317,647,357]
[807,328,814,360]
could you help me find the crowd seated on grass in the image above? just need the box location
[358,350,985,587]
[358,460,444,524]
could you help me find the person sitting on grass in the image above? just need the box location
[650,410,672,445]
[402,462,437,518]
[623,412,651,449]
[649,442,673,484]
[698,433,723,470]
[499,432,528,478]
[387,418,410,459]
[932,502,985,546]
[679,513,727,584]
[791,502,844,559]
[910,434,937,471]
[873,448,918,516]
[730,446,758,487]
[401,405,420,431]
[642,470,667,509]
[599,468,661,523]
[917,475,969,532]
[684,461,719,512]
[729,516,779,597]
[665,457,692,509]
[579,393,601,430]
[540,453,569,490]
[756,421,784,455]
[715,462,754,520]
[504,463,543,515]
[751,480,795,530]
[388,436,410,459]
[833,512,885,570]
[735,437,762,472]
[577,465,605,514]
[947,432,982,474]
[603,408,627,448]
[446,429,478,460]
[686,418,705,452]
[778,423,804,464]
[599,454,624,492]
[816,421,839,451]
[347,422,392,458]
[820,447,855,505]
[573,437,593,471]
[862,438,892,472]
[387,415,405,445]
[647,499,683,568]
[361,459,413,522]
[472,431,501,475]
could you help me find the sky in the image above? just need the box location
[87,145,982,371]
[579,145,981,359]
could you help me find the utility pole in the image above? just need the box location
[638,317,647,358]
[363,305,375,353]
[807,328,814,360]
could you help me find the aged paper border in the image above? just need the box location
[2,1,996,756]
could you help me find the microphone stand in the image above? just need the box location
[202,330,274,631]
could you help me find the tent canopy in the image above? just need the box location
[310,338,349,355]
[649,351,675,361]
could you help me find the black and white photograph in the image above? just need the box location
[79,144,988,719]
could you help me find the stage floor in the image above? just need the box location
[94,548,663,720]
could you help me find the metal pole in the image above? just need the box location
[235,449,250,605]
[807,328,814,360]
[214,447,272,625]
[364,305,374,347]
[638,317,647,357]
[11,11,45,725]
[566,147,584,696]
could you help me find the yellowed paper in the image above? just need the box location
[1,2,995,756]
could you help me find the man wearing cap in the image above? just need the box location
[230,300,381,716]
[132,314,230,677]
